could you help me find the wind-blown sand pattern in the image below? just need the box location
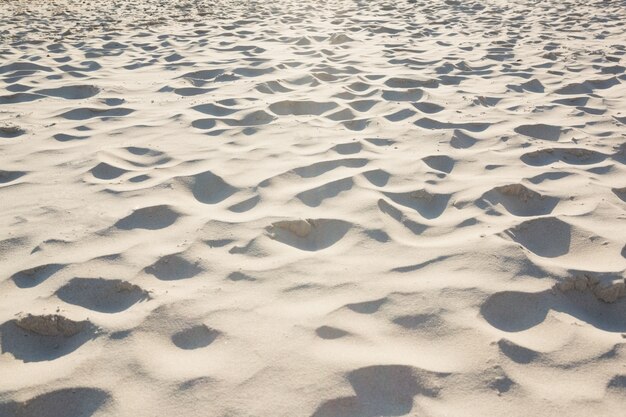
[1,0,625,415]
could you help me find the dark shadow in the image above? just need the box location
[0,317,98,362]
[56,278,149,313]
[11,263,66,288]
[0,388,110,417]
[114,205,180,230]
[311,365,441,417]
[480,289,626,333]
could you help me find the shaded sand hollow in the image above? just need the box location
[1,0,625,416]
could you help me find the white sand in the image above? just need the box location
[1,0,625,415]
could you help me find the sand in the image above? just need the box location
[1,0,625,415]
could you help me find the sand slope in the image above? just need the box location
[1,0,625,416]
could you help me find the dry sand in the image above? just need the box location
[1,0,625,415]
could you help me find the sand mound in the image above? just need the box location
[0,124,25,138]
[555,274,626,303]
[0,314,97,362]
[383,189,451,219]
[480,183,559,216]
[267,219,352,251]
[14,314,86,337]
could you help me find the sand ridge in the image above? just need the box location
[0,0,625,416]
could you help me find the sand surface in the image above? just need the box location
[1,0,625,415]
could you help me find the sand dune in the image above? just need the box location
[1,0,625,416]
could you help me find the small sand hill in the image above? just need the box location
[1,0,625,416]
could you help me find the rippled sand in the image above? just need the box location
[1,0,625,416]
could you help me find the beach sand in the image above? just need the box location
[0,0,625,415]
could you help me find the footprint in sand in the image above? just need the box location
[171,324,220,350]
[55,278,149,313]
[0,314,98,362]
[311,365,444,417]
[114,205,181,230]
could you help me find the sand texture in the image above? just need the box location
[1,0,625,416]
